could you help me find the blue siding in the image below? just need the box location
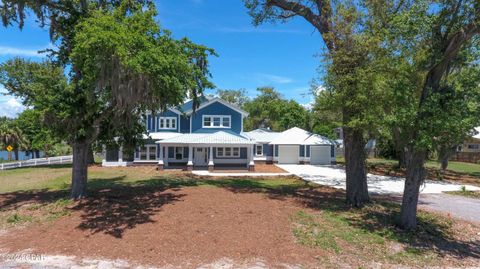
[190,101,242,134]
[263,144,273,157]
[180,116,190,133]
[156,110,180,132]
[168,147,174,158]
[147,115,153,132]
[306,145,311,157]
[299,145,305,157]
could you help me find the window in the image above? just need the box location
[139,145,157,161]
[158,117,176,130]
[202,115,231,128]
[175,147,183,160]
[255,145,263,156]
[216,147,240,158]
[467,144,479,149]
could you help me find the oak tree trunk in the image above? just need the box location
[399,148,427,230]
[87,146,95,165]
[71,139,89,199]
[344,127,370,207]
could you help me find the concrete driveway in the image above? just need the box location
[277,164,480,194]
[277,164,480,223]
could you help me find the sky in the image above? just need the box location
[0,0,327,118]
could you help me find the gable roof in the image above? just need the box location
[245,129,281,143]
[181,97,249,117]
[269,127,334,145]
[177,95,211,113]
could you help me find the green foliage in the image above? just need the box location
[15,109,60,154]
[0,1,215,152]
[216,88,249,107]
[243,87,311,132]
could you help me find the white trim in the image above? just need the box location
[202,115,232,129]
[255,144,263,156]
[216,147,240,158]
[135,144,158,161]
[185,98,249,117]
[158,117,177,130]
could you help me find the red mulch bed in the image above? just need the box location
[0,186,325,268]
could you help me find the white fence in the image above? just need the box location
[0,155,73,170]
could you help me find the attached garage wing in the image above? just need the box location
[310,146,331,165]
[278,145,299,164]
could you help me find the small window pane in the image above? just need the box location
[225,148,232,157]
[256,145,263,155]
[160,119,164,128]
[172,118,176,128]
[217,148,224,157]
[149,146,156,160]
[233,147,239,157]
[223,117,230,127]
[213,117,221,127]
[140,147,147,160]
[204,117,211,127]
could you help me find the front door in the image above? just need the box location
[194,147,207,166]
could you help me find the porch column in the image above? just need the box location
[163,146,169,167]
[157,144,164,171]
[208,146,214,172]
[248,145,255,172]
[187,145,193,171]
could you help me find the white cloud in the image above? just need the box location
[255,73,293,84]
[0,45,46,58]
[0,97,25,118]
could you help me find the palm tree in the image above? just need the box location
[0,121,28,161]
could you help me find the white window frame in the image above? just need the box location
[255,144,263,156]
[158,117,177,130]
[138,145,157,161]
[202,115,232,128]
[216,147,240,158]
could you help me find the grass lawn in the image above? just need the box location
[445,189,480,199]
[0,165,479,267]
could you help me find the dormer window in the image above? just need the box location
[203,115,231,128]
[158,117,176,130]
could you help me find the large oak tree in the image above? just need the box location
[0,1,214,198]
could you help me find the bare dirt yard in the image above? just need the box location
[0,166,479,268]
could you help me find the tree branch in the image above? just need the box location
[267,0,335,50]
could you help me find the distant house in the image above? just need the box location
[452,128,480,163]
[102,96,335,170]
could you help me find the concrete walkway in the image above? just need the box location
[278,164,480,223]
[192,171,291,177]
[277,164,480,194]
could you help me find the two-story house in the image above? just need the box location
[102,96,336,170]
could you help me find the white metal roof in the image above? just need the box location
[143,132,183,140]
[156,131,254,145]
[269,127,334,145]
[244,129,281,143]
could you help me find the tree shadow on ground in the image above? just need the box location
[0,173,478,258]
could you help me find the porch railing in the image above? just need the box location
[0,155,73,170]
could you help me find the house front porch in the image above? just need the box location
[156,131,256,172]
